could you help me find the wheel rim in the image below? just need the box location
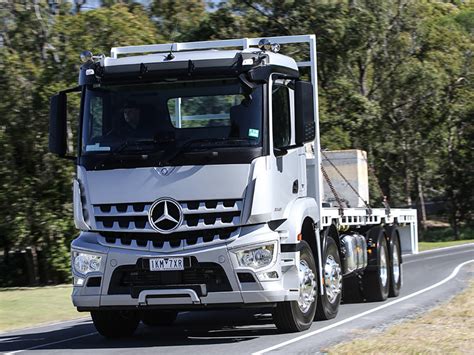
[380,244,388,287]
[297,259,316,313]
[323,254,342,304]
[392,242,400,284]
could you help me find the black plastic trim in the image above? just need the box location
[79,146,263,170]
[281,243,303,253]
[77,302,277,312]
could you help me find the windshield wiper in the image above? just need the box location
[158,137,252,166]
[184,137,251,147]
[92,139,161,168]
[113,139,159,154]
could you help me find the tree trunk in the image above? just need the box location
[25,247,40,286]
[417,176,427,240]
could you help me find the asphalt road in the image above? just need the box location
[1,244,473,355]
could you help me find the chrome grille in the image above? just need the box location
[92,199,242,233]
[97,227,239,252]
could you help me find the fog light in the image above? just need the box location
[74,277,85,286]
[258,271,279,281]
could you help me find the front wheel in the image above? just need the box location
[315,236,342,320]
[91,310,140,338]
[272,241,317,332]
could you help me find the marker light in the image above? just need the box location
[80,50,93,63]
[271,43,281,53]
[258,39,272,51]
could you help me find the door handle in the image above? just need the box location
[292,179,299,194]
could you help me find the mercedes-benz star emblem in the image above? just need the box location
[148,198,183,233]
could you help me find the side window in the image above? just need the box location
[272,85,290,149]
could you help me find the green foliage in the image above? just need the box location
[0,2,159,285]
[0,0,472,285]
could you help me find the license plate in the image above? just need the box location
[149,257,184,271]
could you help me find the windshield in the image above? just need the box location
[81,80,263,162]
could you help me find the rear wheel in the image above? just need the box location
[315,236,342,320]
[363,229,390,301]
[141,310,178,327]
[272,241,317,332]
[91,310,140,338]
[388,233,402,297]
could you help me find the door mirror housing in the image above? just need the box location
[49,93,68,157]
[294,81,316,145]
[49,87,79,159]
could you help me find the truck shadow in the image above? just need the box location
[0,309,279,352]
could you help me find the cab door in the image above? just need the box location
[270,78,304,220]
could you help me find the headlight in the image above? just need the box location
[234,243,276,270]
[73,252,102,275]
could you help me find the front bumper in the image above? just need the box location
[71,224,300,310]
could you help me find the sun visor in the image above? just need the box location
[96,53,258,85]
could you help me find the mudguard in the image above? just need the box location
[278,197,319,243]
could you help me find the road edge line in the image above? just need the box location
[414,242,474,255]
[253,259,474,355]
[4,331,98,355]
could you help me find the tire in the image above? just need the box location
[388,230,402,297]
[91,310,140,338]
[272,241,317,332]
[315,236,342,319]
[141,310,178,327]
[363,228,390,302]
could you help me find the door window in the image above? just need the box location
[272,85,290,149]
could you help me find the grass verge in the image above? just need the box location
[0,284,85,332]
[326,281,474,354]
[418,239,474,251]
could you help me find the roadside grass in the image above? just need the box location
[327,281,474,354]
[0,284,85,332]
[419,239,474,251]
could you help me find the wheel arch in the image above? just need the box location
[279,197,319,245]
[322,222,340,251]
[364,225,386,266]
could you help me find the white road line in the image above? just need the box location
[253,259,474,355]
[4,331,98,355]
[403,243,474,259]
[404,249,474,265]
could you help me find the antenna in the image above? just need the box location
[165,43,175,61]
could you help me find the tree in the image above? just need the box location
[0,3,159,285]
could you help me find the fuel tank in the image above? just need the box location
[340,233,368,275]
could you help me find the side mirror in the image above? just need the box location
[295,81,316,145]
[49,93,68,157]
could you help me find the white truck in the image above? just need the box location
[49,35,418,337]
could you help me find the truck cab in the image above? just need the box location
[49,36,417,337]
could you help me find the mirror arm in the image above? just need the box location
[61,86,81,94]
[284,143,303,150]
[273,147,288,157]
